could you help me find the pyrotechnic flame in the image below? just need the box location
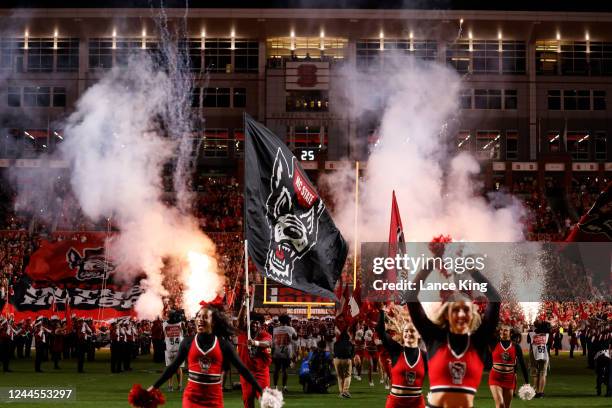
[519,302,541,324]
[184,251,224,317]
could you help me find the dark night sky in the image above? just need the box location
[1,1,612,12]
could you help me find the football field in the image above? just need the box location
[0,350,609,407]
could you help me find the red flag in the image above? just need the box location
[348,281,361,318]
[565,182,611,242]
[388,191,405,284]
[335,283,350,319]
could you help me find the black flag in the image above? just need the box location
[245,115,347,300]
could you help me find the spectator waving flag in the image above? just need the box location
[244,114,347,300]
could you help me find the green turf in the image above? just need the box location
[0,350,609,407]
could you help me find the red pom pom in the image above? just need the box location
[128,384,165,408]
[428,235,452,258]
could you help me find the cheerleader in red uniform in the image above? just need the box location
[353,322,366,381]
[149,297,262,407]
[407,267,500,408]
[377,308,427,408]
[488,324,528,408]
[365,326,379,386]
[237,312,272,408]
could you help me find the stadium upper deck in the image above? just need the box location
[0,3,611,188]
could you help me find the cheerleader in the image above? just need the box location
[377,307,427,408]
[488,324,528,408]
[149,296,262,407]
[407,267,500,408]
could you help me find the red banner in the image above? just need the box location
[5,232,142,322]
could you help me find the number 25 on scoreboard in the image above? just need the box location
[300,150,315,161]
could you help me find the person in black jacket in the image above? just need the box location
[333,331,355,398]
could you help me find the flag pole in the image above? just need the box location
[245,239,251,340]
[353,161,359,290]
[243,112,251,340]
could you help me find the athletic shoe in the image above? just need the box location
[343,392,351,398]
[385,384,390,390]
[380,378,384,384]
[168,386,173,392]
[283,387,288,393]
[369,382,374,387]
[355,375,362,381]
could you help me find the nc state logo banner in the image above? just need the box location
[26,237,117,282]
[10,233,142,316]
[245,115,347,300]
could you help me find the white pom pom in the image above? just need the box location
[426,392,433,404]
[518,384,536,401]
[260,387,284,408]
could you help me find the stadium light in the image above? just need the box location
[556,31,561,40]
[24,131,34,140]
[53,131,63,140]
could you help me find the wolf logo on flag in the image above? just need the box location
[265,147,325,285]
[67,247,115,281]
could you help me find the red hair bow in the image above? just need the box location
[199,295,224,309]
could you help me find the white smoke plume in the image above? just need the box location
[326,55,526,243]
[323,54,544,304]
[58,52,222,319]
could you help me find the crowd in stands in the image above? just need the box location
[0,171,610,325]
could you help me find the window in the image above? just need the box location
[536,41,559,75]
[504,90,517,110]
[178,39,202,72]
[204,39,232,73]
[472,41,499,74]
[233,88,246,108]
[233,129,244,157]
[52,87,66,107]
[203,87,230,107]
[56,38,79,72]
[234,40,258,73]
[286,90,328,112]
[560,42,588,75]
[501,41,526,74]
[0,39,24,72]
[547,90,561,110]
[474,89,501,109]
[506,130,519,160]
[459,89,472,109]
[356,40,381,70]
[457,131,472,151]
[292,126,327,150]
[593,90,606,110]
[412,40,437,61]
[595,132,607,160]
[27,38,54,72]
[191,87,201,107]
[563,90,590,110]
[547,131,561,153]
[446,42,470,73]
[23,86,50,107]
[476,131,501,159]
[202,129,229,157]
[567,131,590,160]
[588,42,612,76]
[7,87,20,107]
[88,38,113,69]
[115,38,143,66]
